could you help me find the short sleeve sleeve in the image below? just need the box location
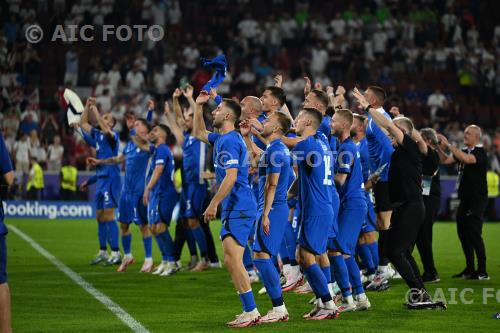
[208,132,220,146]
[267,147,284,174]
[218,137,241,169]
[155,145,169,166]
[337,144,354,174]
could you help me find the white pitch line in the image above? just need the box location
[8,224,149,333]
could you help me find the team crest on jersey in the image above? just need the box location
[136,148,141,153]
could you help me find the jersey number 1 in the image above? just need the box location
[323,155,332,185]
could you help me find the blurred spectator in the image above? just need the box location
[13,133,30,174]
[47,135,64,172]
[41,113,59,145]
[64,46,79,86]
[60,158,78,200]
[427,89,447,122]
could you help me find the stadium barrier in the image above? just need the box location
[4,173,500,220]
[3,201,95,219]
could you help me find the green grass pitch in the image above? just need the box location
[6,219,500,332]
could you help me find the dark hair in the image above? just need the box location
[274,112,292,134]
[157,124,171,138]
[367,86,386,104]
[301,107,323,128]
[325,106,335,117]
[137,118,152,132]
[310,89,329,108]
[265,86,286,107]
[223,98,241,121]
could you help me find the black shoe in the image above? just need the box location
[467,272,490,280]
[452,268,474,279]
[406,300,447,310]
[422,272,440,283]
[405,289,447,310]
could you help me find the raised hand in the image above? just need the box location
[436,134,449,149]
[274,74,283,88]
[209,87,218,100]
[147,99,155,111]
[182,84,194,99]
[173,88,182,99]
[196,91,210,105]
[239,120,251,137]
[163,101,171,115]
[85,97,96,108]
[335,85,346,96]
[326,86,334,96]
[304,76,312,96]
[353,87,370,109]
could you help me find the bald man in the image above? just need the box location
[437,125,489,280]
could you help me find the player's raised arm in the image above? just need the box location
[240,120,263,167]
[411,128,428,156]
[353,87,404,144]
[172,88,185,128]
[192,92,211,144]
[90,105,115,143]
[163,101,184,146]
[130,132,151,152]
[79,97,95,134]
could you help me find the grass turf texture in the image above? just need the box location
[6,218,500,332]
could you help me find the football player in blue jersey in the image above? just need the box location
[80,98,122,266]
[0,129,14,333]
[192,91,260,327]
[133,123,179,276]
[329,109,371,312]
[171,86,215,271]
[240,112,293,323]
[87,105,154,273]
[361,86,398,290]
[351,113,380,284]
[293,108,339,320]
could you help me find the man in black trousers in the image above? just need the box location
[354,88,445,309]
[437,125,489,280]
[417,128,441,283]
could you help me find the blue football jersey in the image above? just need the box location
[182,132,207,185]
[123,140,150,195]
[146,143,176,196]
[293,135,333,218]
[0,131,13,234]
[208,131,257,216]
[336,138,365,202]
[318,115,332,137]
[365,109,394,182]
[91,128,120,178]
[357,137,374,183]
[257,139,291,211]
